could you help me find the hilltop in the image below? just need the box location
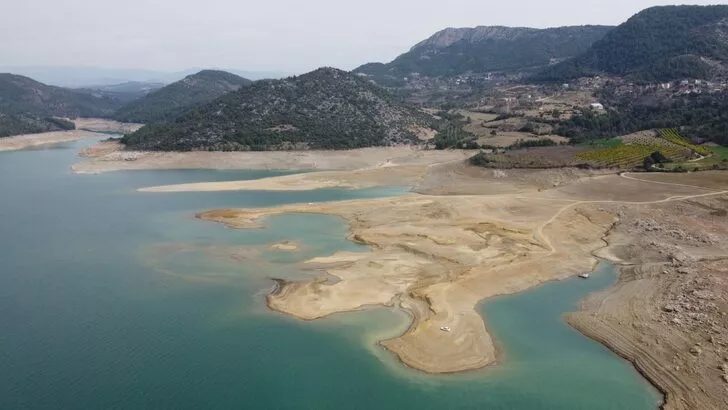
[0,73,122,137]
[534,5,728,82]
[113,70,252,123]
[354,25,612,84]
[121,68,439,151]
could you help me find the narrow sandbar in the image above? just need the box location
[269,241,300,251]
[0,130,102,152]
[73,143,474,174]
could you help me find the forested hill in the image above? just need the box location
[534,5,728,82]
[113,70,252,123]
[121,68,439,151]
[0,73,121,137]
[0,73,121,117]
[354,25,612,83]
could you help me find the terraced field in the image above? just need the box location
[659,128,711,156]
[575,129,705,168]
[575,144,681,168]
[471,128,719,170]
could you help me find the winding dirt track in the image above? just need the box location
[534,172,728,254]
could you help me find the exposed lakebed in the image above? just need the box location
[0,139,660,409]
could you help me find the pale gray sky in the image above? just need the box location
[1,1,721,73]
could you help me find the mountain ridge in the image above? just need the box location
[121,67,439,151]
[354,25,613,82]
[533,5,728,82]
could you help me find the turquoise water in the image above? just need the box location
[0,140,661,409]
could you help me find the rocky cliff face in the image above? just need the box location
[410,26,536,50]
[354,25,613,81]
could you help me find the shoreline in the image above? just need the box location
[0,119,143,153]
[196,193,621,374]
[72,142,475,174]
[563,174,728,410]
[136,152,727,405]
[0,130,102,152]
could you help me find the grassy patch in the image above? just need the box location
[662,145,728,170]
[709,145,728,160]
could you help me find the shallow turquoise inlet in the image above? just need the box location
[0,139,661,409]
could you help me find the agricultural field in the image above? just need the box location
[470,128,721,171]
[479,116,529,132]
[454,109,498,124]
[575,143,683,168]
[662,145,728,171]
[659,128,712,156]
[575,129,706,169]
[449,108,563,148]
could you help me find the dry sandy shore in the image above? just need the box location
[0,130,102,152]
[566,172,728,410]
[182,166,727,388]
[73,118,143,134]
[199,193,614,373]
[0,118,142,152]
[72,141,474,174]
[132,146,728,407]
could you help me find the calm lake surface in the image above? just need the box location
[0,139,661,409]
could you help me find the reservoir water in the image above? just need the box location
[0,139,661,409]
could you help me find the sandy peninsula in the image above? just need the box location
[132,145,728,408]
[0,130,102,152]
[72,141,474,174]
[186,168,727,382]
[73,118,143,134]
[0,118,142,152]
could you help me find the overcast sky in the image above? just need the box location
[1,1,721,73]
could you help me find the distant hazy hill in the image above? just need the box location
[76,81,165,103]
[534,5,728,82]
[0,73,121,117]
[122,68,438,151]
[0,66,289,88]
[113,70,252,123]
[354,25,613,83]
[0,73,122,137]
